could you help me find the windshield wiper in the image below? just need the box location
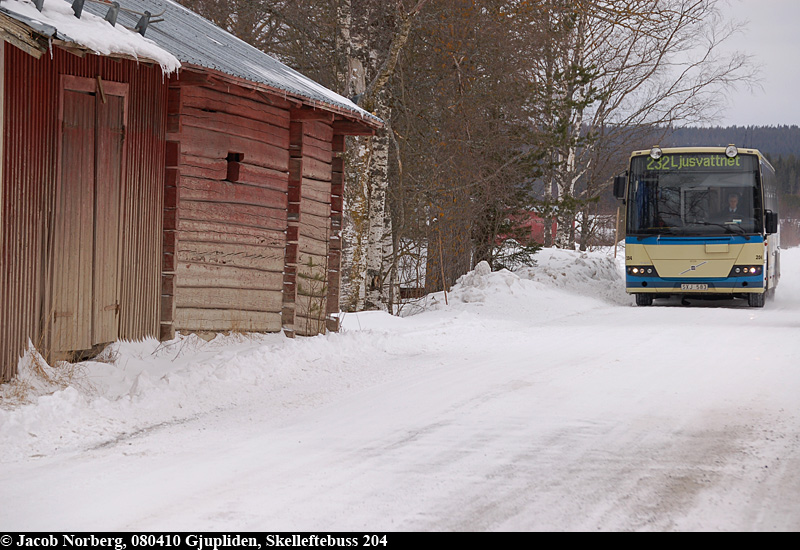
[633,227,678,239]
[691,220,746,235]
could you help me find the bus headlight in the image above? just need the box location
[730,265,762,276]
[627,266,658,277]
[725,144,738,158]
[650,146,663,159]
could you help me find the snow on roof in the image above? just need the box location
[0,0,181,74]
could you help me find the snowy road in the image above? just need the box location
[2,248,800,531]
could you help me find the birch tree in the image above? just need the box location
[337,0,428,312]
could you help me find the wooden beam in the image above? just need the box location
[332,120,375,136]
[57,44,87,58]
[290,108,335,123]
[0,18,48,58]
[174,69,214,87]
[332,134,346,153]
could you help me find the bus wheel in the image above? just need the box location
[635,294,653,306]
[748,293,765,308]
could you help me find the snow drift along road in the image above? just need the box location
[1,247,799,531]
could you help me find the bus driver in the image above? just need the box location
[726,192,740,215]
[716,191,742,221]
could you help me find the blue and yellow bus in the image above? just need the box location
[613,145,780,307]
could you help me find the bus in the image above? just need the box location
[613,145,779,307]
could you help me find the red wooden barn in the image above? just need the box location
[0,0,382,382]
[497,212,557,246]
[517,213,558,245]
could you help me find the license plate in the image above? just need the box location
[681,284,708,291]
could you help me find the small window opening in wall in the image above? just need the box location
[226,152,244,182]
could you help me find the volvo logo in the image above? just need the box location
[680,261,708,275]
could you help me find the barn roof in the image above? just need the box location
[1,0,382,127]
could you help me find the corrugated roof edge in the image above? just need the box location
[1,0,383,128]
[177,63,384,131]
[107,0,384,128]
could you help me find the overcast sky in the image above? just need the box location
[719,0,800,127]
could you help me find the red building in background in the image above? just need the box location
[517,213,558,245]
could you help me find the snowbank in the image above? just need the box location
[0,249,636,462]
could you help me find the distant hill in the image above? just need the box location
[663,125,800,158]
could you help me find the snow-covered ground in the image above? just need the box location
[2,246,799,531]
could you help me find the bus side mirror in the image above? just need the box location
[765,210,778,234]
[613,174,627,200]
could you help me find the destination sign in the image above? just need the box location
[643,154,754,171]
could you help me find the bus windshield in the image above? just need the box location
[626,153,762,236]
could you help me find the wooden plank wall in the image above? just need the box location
[293,120,334,337]
[164,79,292,336]
[327,136,346,333]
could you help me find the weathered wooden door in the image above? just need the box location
[51,76,127,354]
